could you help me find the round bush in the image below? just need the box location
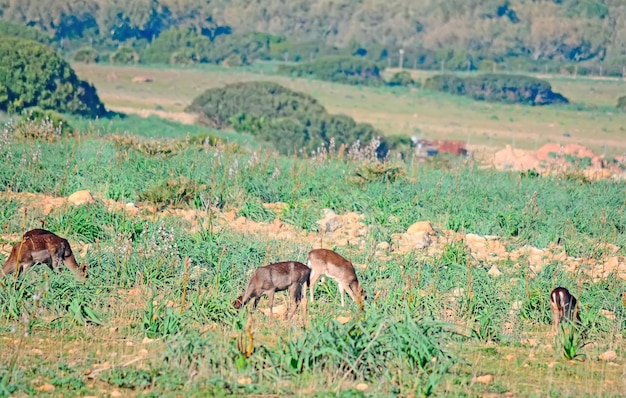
[0,36,106,117]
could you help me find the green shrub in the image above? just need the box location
[186,81,385,155]
[72,47,99,63]
[0,21,49,44]
[0,36,106,117]
[277,56,384,86]
[143,27,211,64]
[423,73,569,105]
[110,46,140,64]
[387,71,415,87]
[18,107,74,139]
[617,96,626,111]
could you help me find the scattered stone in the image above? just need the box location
[598,350,617,362]
[111,389,123,397]
[473,374,494,384]
[600,309,616,320]
[376,241,390,251]
[336,315,352,324]
[503,354,515,361]
[487,265,502,277]
[37,384,55,392]
[142,337,155,344]
[356,383,368,391]
[32,348,43,355]
[67,190,95,205]
[407,221,435,236]
[238,377,252,385]
[132,76,153,83]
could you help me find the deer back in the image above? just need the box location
[308,249,358,284]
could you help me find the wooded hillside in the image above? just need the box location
[1,0,624,67]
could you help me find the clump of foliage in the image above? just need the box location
[617,95,626,111]
[186,81,386,155]
[0,37,106,117]
[139,176,206,208]
[72,47,99,63]
[142,28,278,66]
[387,71,415,87]
[110,46,140,64]
[142,27,212,64]
[17,107,74,139]
[277,56,384,86]
[0,20,49,43]
[423,73,569,105]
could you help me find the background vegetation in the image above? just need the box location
[186,81,386,155]
[423,73,569,105]
[0,36,106,117]
[3,0,626,74]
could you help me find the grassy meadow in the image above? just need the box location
[73,62,626,157]
[0,63,625,397]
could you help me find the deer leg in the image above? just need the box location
[288,284,301,319]
[338,283,346,307]
[267,290,275,319]
[550,302,560,336]
[309,270,322,303]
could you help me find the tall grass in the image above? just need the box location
[0,116,624,396]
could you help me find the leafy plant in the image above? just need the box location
[0,36,106,116]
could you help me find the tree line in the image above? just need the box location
[2,0,626,71]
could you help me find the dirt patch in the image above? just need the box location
[2,190,624,282]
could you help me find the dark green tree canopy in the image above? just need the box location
[186,81,385,155]
[0,36,106,117]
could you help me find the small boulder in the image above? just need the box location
[407,221,434,236]
[488,265,502,277]
[473,374,494,384]
[67,190,95,205]
[598,350,617,362]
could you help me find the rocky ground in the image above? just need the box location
[2,189,625,285]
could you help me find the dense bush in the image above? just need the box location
[186,81,385,155]
[617,96,626,111]
[387,71,415,87]
[278,56,384,86]
[110,47,140,64]
[423,73,569,105]
[72,47,100,63]
[142,28,279,66]
[0,20,49,43]
[142,27,212,64]
[0,36,106,117]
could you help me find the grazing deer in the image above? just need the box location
[550,287,581,335]
[308,249,366,306]
[1,229,87,279]
[233,261,311,318]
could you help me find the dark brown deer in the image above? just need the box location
[1,229,87,279]
[233,261,311,318]
[307,249,366,306]
[550,287,581,335]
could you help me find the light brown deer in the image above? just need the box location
[307,248,366,306]
[233,261,311,318]
[1,229,87,279]
[550,287,581,335]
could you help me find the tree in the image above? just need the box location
[0,36,107,117]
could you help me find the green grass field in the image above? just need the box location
[73,62,626,157]
[0,64,625,397]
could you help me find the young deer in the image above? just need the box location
[550,287,581,335]
[308,248,365,307]
[233,261,311,318]
[1,229,87,279]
